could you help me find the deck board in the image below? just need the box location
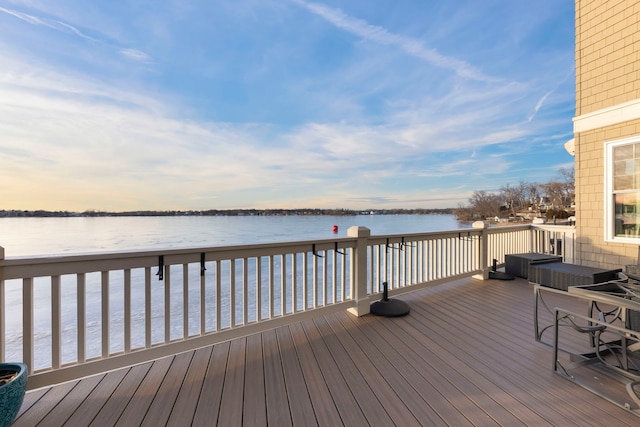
[191,340,229,426]
[405,295,572,425]
[217,337,246,426]
[275,325,316,426]
[167,346,213,426]
[288,322,344,426]
[422,283,601,425]
[376,314,530,426]
[333,312,443,425]
[141,351,194,426]
[63,370,123,426]
[301,317,370,426]
[114,352,174,426]
[90,362,153,426]
[262,328,292,426]
[424,280,634,424]
[15,380,79,426]
[355,312,481,425]
[39,373,106,426]
[313,315,396,426]
[12,277,640,426]
[242,333,267,425]
[323,313,423,427]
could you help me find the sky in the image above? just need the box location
[0,0,576,212]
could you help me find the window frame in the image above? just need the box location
[605,135,640,243]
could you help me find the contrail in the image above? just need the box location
[291,0,494,82]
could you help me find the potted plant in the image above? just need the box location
[0,363,27,426]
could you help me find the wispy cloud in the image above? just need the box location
[0,6,46,26]
[528,90,553,122]
[0,6,152,63]
[527,69,574,122]
[291,0,493,82]
[0,1,575,210]
[119,48,154,63]
[55,20,99,42]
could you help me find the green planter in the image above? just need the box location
[0,363,27,427]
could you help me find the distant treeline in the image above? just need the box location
[0,208,454,218]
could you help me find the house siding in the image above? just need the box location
[575,0,640,269]
[576,122,640,268]
[576,0,640,116]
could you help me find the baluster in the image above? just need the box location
[242,257,248,326]
[22,277,33,372]
[145,267,152,348]
[215,260,221,331]
[269,255,275,318]
[302,252,308,311]
[312,250,318,309]
[320,251,326,307]
[331,249,337,304]
[256,257,263,321]
[200,259,206,335]
[101,271,109,358]
[419,239,424,280]
[291,253,298,313]
[51,275,61,369]
[281,254,287,315]
[0,278,4,362]
[164,265,171,343]
[124,269,131,353]
[183,263,189,338]
[229,259,236,328]
[340,249,347,302]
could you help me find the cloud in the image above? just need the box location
[0,6,47,26]
[527,69,574,122]
[0,6,152,64]
[55,20,100,42]
[0,63,481,210]
[291,0,494,82]
[0,1,575,210]
[119,48,154,63]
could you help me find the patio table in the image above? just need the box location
[549,281,640,414]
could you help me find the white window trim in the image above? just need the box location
[605,135,640,244]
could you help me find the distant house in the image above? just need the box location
[574,0,640,268]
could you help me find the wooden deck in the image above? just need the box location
[12,276,640,426]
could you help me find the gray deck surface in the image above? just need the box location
[12,276,640,426]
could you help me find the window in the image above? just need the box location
[606,136,640,242]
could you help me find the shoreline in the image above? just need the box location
[0,208,455,218]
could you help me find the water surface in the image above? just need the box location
[0,214,466,256]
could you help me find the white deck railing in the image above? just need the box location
[0,223,574,389]
[486,223,575,267]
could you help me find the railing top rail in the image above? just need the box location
[531,223,576,232]
[0,236,358,264]
[366,227,484,245]
[0,236,359,280]
[484,224,531,234]
[0,223,575,281]
[0,226,490,265]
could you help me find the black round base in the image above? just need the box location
[370,299,410,317]
[488,271,514,280]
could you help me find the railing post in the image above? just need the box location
[347,226,370,317]
[529,225,535,253]
[472,221,490,280]
[0,245,4,282]
[0,246,4,362]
